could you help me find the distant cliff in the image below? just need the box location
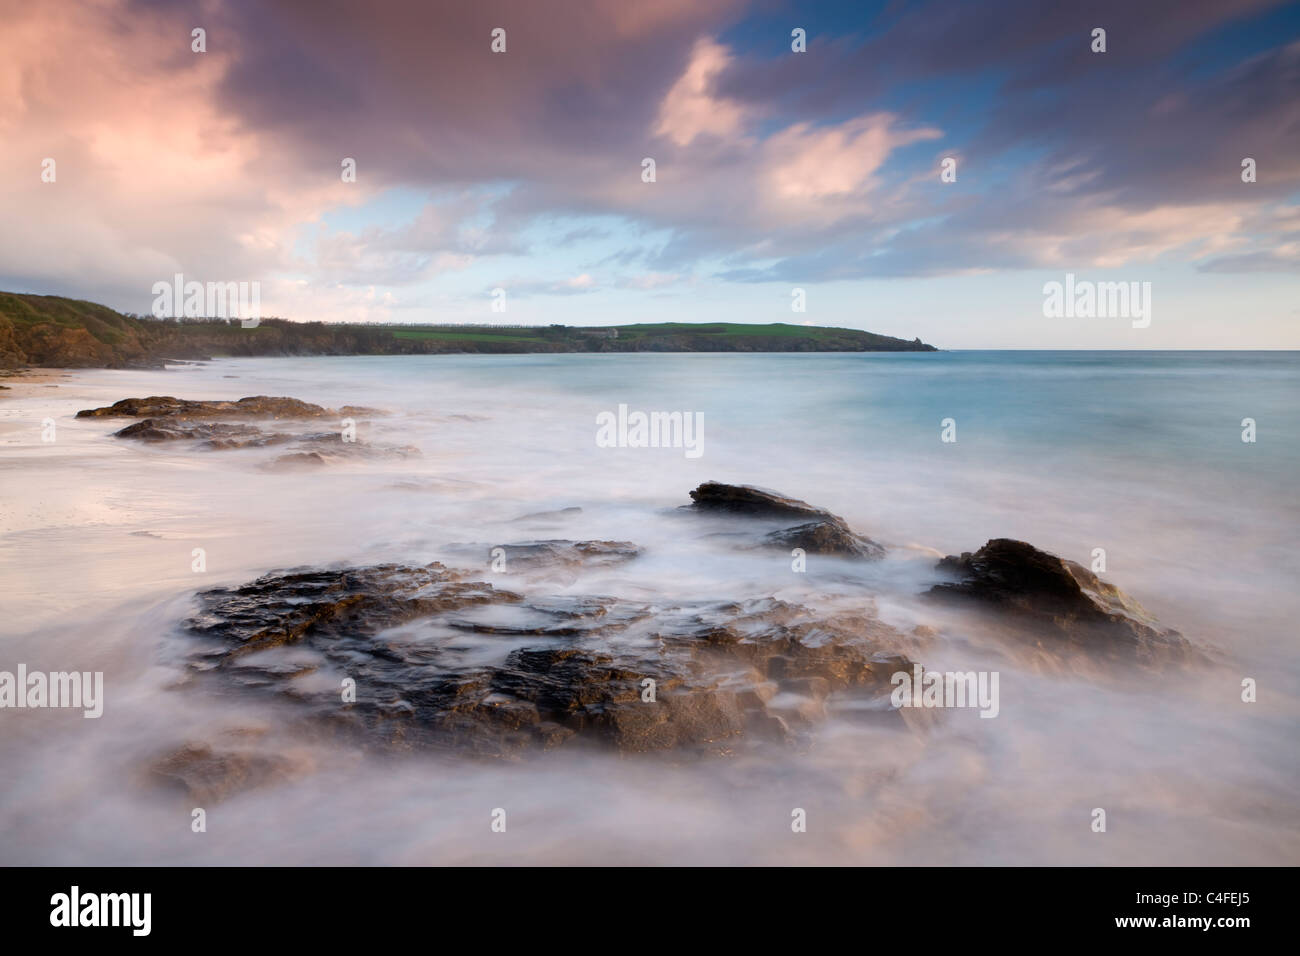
[0,292,937,368]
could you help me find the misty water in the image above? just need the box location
[1,351,1297,864]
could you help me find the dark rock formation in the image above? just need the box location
[77,395,380,420]
[927,538,1200,664]
[183,561,914,757]
[765,520,885,559]
[113,419,295,449]
[687,481,884,558]
[688,481,832,520]
[163,487,1205,773]
[99,402,415,461]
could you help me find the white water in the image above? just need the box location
[1,353,1296,864]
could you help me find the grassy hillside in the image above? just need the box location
[0,292,936,369]
[0,292,170,367]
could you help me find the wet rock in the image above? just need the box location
[148,742,316,803]
[390,477,479,493]
[452,539,640,573]
[927,538,1201,664]
[77,395,385,420]
[113,418,295,449]
[265,435,421,469]
[687,482,884,558]
[513,506,583,522]
[297,431,417,452]
[267,451,330,470]
[182,562,915,757]
[688,481,832,520]
[111,416,417,461]
[765,519,885,559]
[187,563,510,660]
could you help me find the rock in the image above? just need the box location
[75,390,413,463]
[265,435,421,469]
[188,563,517,660]
[183,561,916,756]
[687,481,884,558]
[148,742,316,803]
[390,477,479,493]
[77,395,384,420]
[513,506,583,522]
[927,538,1201,664]
[266,451,329,470]
[450,539,640,573]
[113,418,295,449]
[111,417,418,460]
[765,519,885,559]
[296,431,417,451]
[688,481,832,520]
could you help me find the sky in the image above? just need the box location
[0,0,1297,347]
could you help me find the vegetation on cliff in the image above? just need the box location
[0,292,937,368]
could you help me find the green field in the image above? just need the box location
[613,322,835,338]
[1,291,936,367]
[391,329,548,344]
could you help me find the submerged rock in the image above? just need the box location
[265,435,421,469]
[927,538,1201,664]
[449,539,640,573]
[110,414,418,460]
[113,418,295,449]
[764,519,885,559]
[266,451,331,470]
[148,742,316,803]
[183,561,914,757]
[687,481,884,558]
[513,506,583,522]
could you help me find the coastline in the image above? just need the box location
[0,367,79,399]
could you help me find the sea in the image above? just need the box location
[1,350,1296,864]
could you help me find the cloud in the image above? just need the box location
[491,274,601,297]
[306,193,521,286]
[0,0,1296,319]
[655,37,750,146]
[618,271,682,290]
[759,115,941,221]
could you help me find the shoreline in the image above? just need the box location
[0,367,81,399]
